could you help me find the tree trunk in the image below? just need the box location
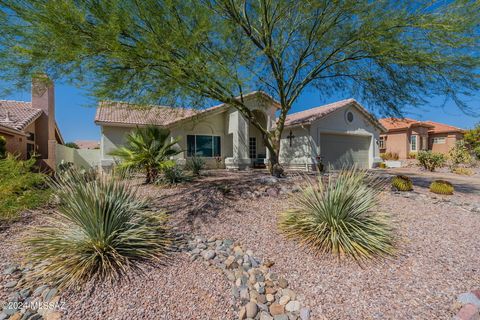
[266,136,283,177]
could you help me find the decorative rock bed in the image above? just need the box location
[187,236,310,320]
[0,264,62,320]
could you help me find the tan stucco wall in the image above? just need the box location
[1,131,26,158]
[429,132,462,154]
[383,131,408,159]
[279,126,313,169]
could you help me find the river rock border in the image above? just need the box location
[187,236,310,320]
[0,264,62,320]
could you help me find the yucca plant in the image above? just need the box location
[110,126,181,183]
[185,156,205,176]
[279,168,394,261]
[24,170,175,289]
[430,180,454,195]
[391,175,413,191]
[156,165,190,185]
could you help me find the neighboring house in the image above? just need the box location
[379,118,464,159]
[0,77,64,169]
[75,140,100,149]
[95,91,385,171]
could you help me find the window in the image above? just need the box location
[187,135,221,157]
[249,137,256,159]
[378,137,385,149]
[410,135,417,151]
[26,132,35,142]
[345,110,354,123]
[26,143,35,159]
[432,137,446,144]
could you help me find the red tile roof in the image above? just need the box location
[0,100,43,132]
[75,140,100,149]
[379,118,462,134]
[423,121,464,134]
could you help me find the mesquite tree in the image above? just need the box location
[0,0,478,173]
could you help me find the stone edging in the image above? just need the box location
[187,236,310,320]
[454,290,480,320]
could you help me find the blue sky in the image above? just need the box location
[1,83,479,142]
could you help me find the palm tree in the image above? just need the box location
[110,126,181,183]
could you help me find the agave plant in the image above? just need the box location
[391,175,413,191]
[430,180,454,195]
[110,126,181,183]
[24,170,175,289]
[279,168,394,261]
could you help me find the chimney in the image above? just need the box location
[31,74,56,167]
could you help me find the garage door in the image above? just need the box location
[319,133,370,169]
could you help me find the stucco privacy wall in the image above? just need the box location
[279,126,313,170]
[56,144,100,169]
[309,105,381,168]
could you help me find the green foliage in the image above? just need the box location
[378,162,387,169]
[464,123,480,150]
[25,169,176,289]
[64,142,79,149]
[0,155,50,223]
[474,146,480,160]
[391,175,413,191]
[448,141,472,167]
[0,135,6,159]
[0,1,478,175]
[110,126,181,183]
[451,167,474,176]
[430,180,454,195]
[417,151,446,172]
[380,152,399,161]
[278,168,394,261]
[156,165,190,185]
[407,152,417,159]
[185,156,205,176]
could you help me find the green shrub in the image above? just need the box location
[156,165,190,185]
[473,146,480,160]
[448,141,472,167]
[109,126,181,183]
[64,142,79,149]
[185,156,205,175]
[0,155,50,223]
[378,162,387,169]
[452,167,474,176]
[25,169,176,289]
[278,168,394,261]
[407,152,417,159]
[0,135,6,159]
[430,180,454,195]
[417,150,446,171]
[380,152,399,161]
[391,175,413,191]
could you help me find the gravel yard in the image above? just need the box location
[1,169,479,319]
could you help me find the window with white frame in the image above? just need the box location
[378,136,385,149]
[410,135,417,151]
[187,135,221,157]
[432,137,446,144]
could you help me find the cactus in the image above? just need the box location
[391,175,413,191]
[430,180,454,195]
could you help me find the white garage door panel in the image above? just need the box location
[320,133,370,169]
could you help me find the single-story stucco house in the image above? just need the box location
[95,91,386,171]
[378,118,464,159]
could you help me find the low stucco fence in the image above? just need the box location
[56,144,100,170]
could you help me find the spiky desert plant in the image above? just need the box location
[391,175,413,191]
[24,169,175,289]
[430,180,454,195]
[110,126,181,183]
[185,156,205,176]
[279,168,394,261]
[452,167,474,176]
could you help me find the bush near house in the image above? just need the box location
[407,152,417,159]
[0,135,6,159]
[448,141,472,168]
[0,155,50,223]
[417,151,446,172]
[185,156,205,176]
[156,165,191,185]
[64,142,79,149]
[25,170,176,289]
[278,168,394,261]
[452,167,474,176]
[474,146,480,160]
[430,180,454,195]
[391,175,413,191]
[110,126,181,183]
[380,152,399,161]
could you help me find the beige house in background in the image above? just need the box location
[378,118,464,159]
[0,77,64,169]
[95,91,386,171]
